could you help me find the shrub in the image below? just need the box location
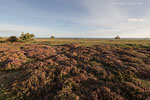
[7,36,18,42]
[115,36,121,39]
[19,33,35,42]
[50,36,55,39]
[0,37,3,39]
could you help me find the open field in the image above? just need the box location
[34,38,150,46]
[0,39,150,99]
[2,38,150,46]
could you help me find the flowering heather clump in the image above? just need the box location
[0,43,150,100]
[2,58,22,70]
[65,43,80,49]
[23,44,56,60]
[0,43,27,70]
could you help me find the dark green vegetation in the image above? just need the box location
[19,33,35,42]
[7,36,18,42]
[50,36,55,39]
[6,33,35,43]
[0,39,150,100]
[115,36,121,39]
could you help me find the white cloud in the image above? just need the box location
[0,24,51,37]
[71,0,150,38]
[0,24,49,33]
[79,0,127,27]
[127,18,146,22]
[0,24,78,38]
[119,23,124,26]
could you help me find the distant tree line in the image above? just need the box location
[5,33,121,42]
[6,33,56,43]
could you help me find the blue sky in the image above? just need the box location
[0,0,149,38]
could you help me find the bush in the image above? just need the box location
[50,36,55,39]
[115,36,120,39]
[0,37,3,39]
[7,36,18,42]
[19,33,35,42]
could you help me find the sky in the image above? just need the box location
[0,0,149,38]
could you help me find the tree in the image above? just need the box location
[115,36,120,39]
[50,36,55,39]
[19,33,35,42]
[7,36,18,42]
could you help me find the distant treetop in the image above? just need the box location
[115,36,121,39]
[50,36,55,39]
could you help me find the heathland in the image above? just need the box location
[0,38,150,100]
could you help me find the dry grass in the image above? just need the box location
[34,38,150,47]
